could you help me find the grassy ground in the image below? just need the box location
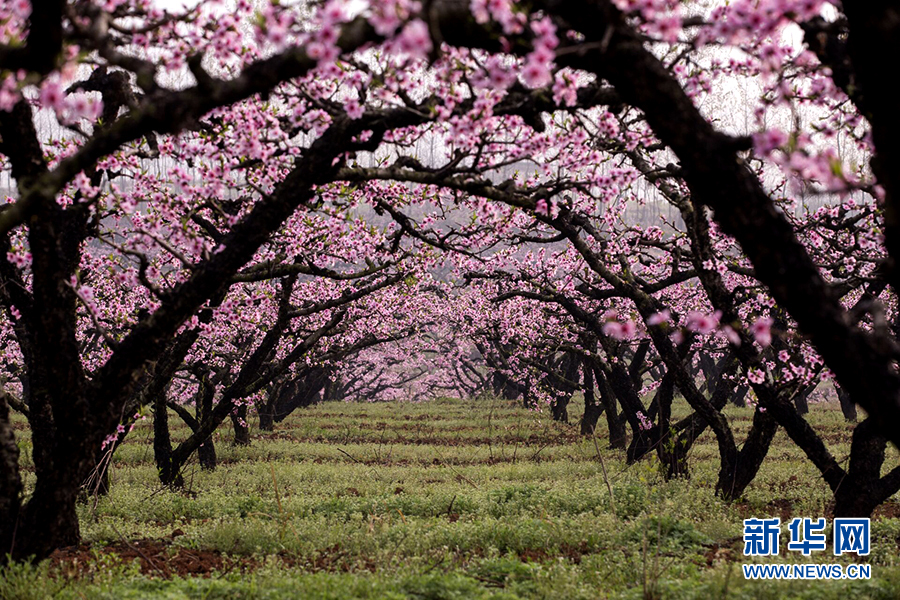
[4,397,900,599]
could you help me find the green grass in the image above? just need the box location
[4,396,900,599]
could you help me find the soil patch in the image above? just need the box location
[49,538,241,578]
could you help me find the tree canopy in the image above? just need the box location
[1,0,899,562]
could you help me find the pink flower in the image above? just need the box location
[530,45,556,65]
[6,250,30,268]
[602,320,623,338]
[534,198,550,216]
[266,23,288,47]
[750,317,773,347]
[552,72,577,107]
[307,42,340,63]
[637,411,653,431]
[344,97,364,119]
[686,310,720,335]
[321,0,348,24]
[531,16,555,38]
[647,310,670,326]
[65,93,103,121]
[397,19,432,60]
[654,15,681,43]
[753,129,788,154]
[747,368,765,385]
[39,80,65,111]
[101,432,118,450]
[521,55,552,89]
[12,0,30,18]
[603,319,636,340]
[486,57,515,89]
[722,325,741,346]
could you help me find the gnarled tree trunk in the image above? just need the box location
[231,404,251,446]
[153,395,184,488]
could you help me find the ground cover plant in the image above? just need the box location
[3,0,900,596]
[6,396,900,599]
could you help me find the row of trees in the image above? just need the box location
[2,0,900,562]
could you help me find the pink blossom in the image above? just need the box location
[12,0,30,18]
[39,80,65,112]
[101,432,118,450]
[486,57,515,89]
[753,129,788,154]
[602,320,623,338]
[344,97,364,119]
[0,76,19,112]
[529,44,556,66]
[522,57,552,88]
[747,368,765,385]
[552,73,577,107]
[321,0,351,24]
[65,93,103,121]
[266,23,288,47]
[603,319,636,340]
[397,19,432,60]
[637,411,653,431]
[470,0,525,34]
[722,325,741,346]
[653,15,681,42]
[751,317,773,347]
[307,42,340,63]
[531,16,555,38]
[686,310,721,335]
[6,250,30,268]
[647,310,671,326]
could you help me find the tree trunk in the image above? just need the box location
[231,404,251,446]
[730,385,749,407]
[655,373,688,479]
[580,358,604,434]
[197,437,217,470]
[12,480,81,560]
[659,435,690,479]
[581,402,603,435]
[258,400,275,431]
[196,379,217,469]
[603,361,654,462]
[626,426,659,464]
[153,395,183,487]
[833,489,887,519]
[550,399,569,422]
[269,367,330,423]
[832,418,894,518]
[492,370,524,400]
[793,386,811,415]
[836,384,858,422]
[548,352,580,423]
[716,409,779,500]
[593,364,626,449]
[0,393,23,557]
